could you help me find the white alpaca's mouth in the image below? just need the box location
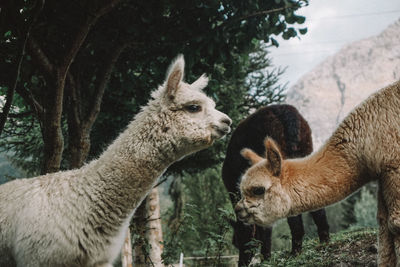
[211,125,231,139]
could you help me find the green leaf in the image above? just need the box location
[299,27,308,35]
[282,31,290,40]
[4,30,12,37]
[282,27,297,39]
[295,15,306,24]
[271,37,279,47]
[31,76,39,85]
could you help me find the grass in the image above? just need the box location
[260,227,378,267]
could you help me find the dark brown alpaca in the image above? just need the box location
[222,104,329,266]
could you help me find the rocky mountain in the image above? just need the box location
[286,19,400,149]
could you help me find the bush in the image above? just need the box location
[162,165,237,265]
[353,187,378,228]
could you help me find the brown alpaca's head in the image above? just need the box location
[235,138,291,226]
[152,55,232,153]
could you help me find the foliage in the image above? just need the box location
[130,224,153,265]
[271,203,347,252]
[1,0,308,174]
[270,218,292,251]
[340,190,360,229]
[337,183,378,230]
[0,116,46,176]
[2,1,310,264]
[353,186,378,228]
[0,153,25,183]
[162,165,236,265]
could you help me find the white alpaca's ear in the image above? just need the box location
[264,138,282,177]
[191,74,209,91]
[241,148,263,165]
[165,54,185,99]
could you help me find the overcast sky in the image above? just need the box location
[269,0,400,88]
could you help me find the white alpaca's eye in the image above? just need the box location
[185,104,202,113]
[252,187,265,196]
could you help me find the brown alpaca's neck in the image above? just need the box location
[283,143,369,216]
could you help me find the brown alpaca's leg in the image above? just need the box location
[383,170,400,266]
[287,215,305,254]
[255,226,272,260]
[310,209,330,243]
[377,184,396,266]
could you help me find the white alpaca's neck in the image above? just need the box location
[283,144,369,216]
[82,104,180,224]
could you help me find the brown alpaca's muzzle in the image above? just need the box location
[235,199,254,225]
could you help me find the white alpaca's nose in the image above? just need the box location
[217,113,232,135]
[210,111,231,139]
[220,116,232,127]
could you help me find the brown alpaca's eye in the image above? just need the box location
[252,187,265,196]
[185,104,202,113]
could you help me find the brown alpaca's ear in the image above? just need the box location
[264,138,282,177]
[241,148,263,165]
[165,54,184,99]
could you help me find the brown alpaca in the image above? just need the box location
[235,80,400,266]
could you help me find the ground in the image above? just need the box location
[262,227,377,267]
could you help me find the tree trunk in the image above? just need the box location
[68,130,91,169]
[133,188,164,267]
[66,103,91,170]
[146,187,164,267]
[122,230,133,267]
[40,70,66,174]
[168,176,184,232]
[41,122,64,174]
[133,202,147,267]
[65,41,127,170]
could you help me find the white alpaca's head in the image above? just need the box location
[235,138,291,227]
[149,55,232,155]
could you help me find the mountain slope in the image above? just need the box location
[286,19,400,148]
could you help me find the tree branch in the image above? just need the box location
[3,115,35,137]
[27,37,54,77]
[60,0,123,73]
[8,111,34,118]
[219,2,305,29]
[84,42,127,129]
[66,73,82,127]
[95,0,122,18]
[15,86,44,116]
[50,0,124,132]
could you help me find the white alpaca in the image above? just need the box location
[0,55,232,267]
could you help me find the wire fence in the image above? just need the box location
[173,253,239,267]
